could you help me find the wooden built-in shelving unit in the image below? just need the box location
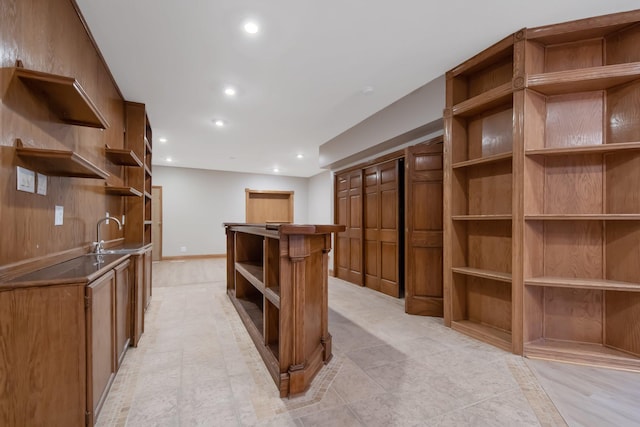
[13,64,109,129]
[444,10,640,371]
[124,102,153,246]
[225,223,344,397]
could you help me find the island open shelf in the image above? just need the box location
[225,223,344,397]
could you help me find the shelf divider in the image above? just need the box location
[452,267,512,283]
[525,276,640,292]
[527,62,640,95]
[526,142,640,156]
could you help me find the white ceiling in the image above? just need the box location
[75,1,639,178]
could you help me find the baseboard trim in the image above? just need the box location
[162,254,226,261]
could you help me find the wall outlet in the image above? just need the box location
[121,214,125,225]
[54,205,64,226]
[180,246,187,253]
[105,212,109,224]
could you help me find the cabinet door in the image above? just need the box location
[143,248,152,310]
[114,260,131,368]
[131,254,145,346]
[405,141,444,316]
[0,284,86,427]
[86,270,116,425]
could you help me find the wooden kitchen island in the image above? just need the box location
[224,223,344,397]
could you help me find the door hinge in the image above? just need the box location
[84,295,91,309]
[85,411,91,426]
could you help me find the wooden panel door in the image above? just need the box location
[364,160,402,297]
[405,141,444,316]
[334,170,363,284]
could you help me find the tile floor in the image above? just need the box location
[96,259,638,426]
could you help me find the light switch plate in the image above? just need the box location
[37,173,47,195]
[54,205,64,226]
[17,167,35,193]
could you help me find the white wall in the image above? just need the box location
[153,166,309,257]
[307,170,333,224]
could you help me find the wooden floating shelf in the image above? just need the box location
[144,165,152,176]
[144,191,152,199]
[451,82,513,117]
[452,214,512,221]
[144,138,152,153]
[526,142,640,156]
[525,214,640,220]
[105,146,143,167]
[15,139,108,179]
[451,320,512,352]
[104,185,142,197]
[525,339,640,372]
[143,220,152,226]
[452,267,512,283]
[14,66,109,129]
[452,152,512,169]
[527,62,640,95]
[525,276,640,292]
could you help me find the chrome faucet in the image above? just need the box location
[95,216,122,253]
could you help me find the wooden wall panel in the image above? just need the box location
[0,0,125,266]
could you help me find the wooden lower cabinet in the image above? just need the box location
[225,223,344,397]
[0,256,142,425]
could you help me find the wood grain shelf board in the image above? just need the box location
[452,152,513,169]
[451,320,512,352]
[144,165,152,176]
[144,138,152,153]
[264,288,280,308]
[452,267,512,283]
[104,146,143,167]
[525,276,640,292]
[14,67,109,129]
[452,215,512,221]
[451,82,513,117]
[525,214,640,220]
[526,142,640,156]
[527,62,640,95]
[525,339,640,372]
[236,261,265,292]
[143,220,152,226]
[104,185,142,197]
[144,191,152,199]
[16,141,109,179]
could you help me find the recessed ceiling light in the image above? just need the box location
[214,119,225,127]
[361,86,374,95]
[166,157,173,162]
[224,87,236,96]
[159,137,168,143]
[296,154,304,159]
[273,168,279,173]
[244,21,259,34]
